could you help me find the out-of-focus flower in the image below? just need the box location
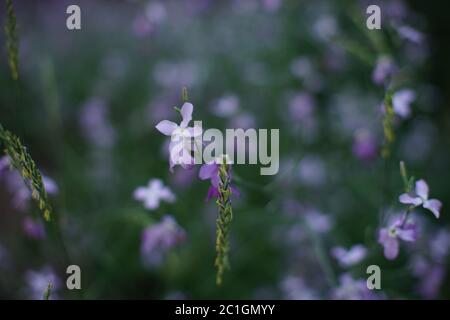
[392,89,416,118]
[132,2,167,37]
[298,155,326,187]
[141,215,186,267]
[156,102,202,172]
[280,276,318,300]
[23,217,46,239]
[25,267,61,300]
[331,244,367,267]
[378,218,418,260]
[352,130,378,161]
[412,257,445,299]
[372,56,396,85]
[399,179,442,219]
[229,112,256,130]
[79,98,116,148]
[304,209,333,233]
[288,92,315,122]
[211,94,239,118]
[331,273,379,300]
[397,25,424,44]
[262,0,282,12]
[313,15,338,42]
[290,57,323,92]
[430,229,450,262]
[170,167,197,189]
[134,179,176,210]
[153,61,201,88]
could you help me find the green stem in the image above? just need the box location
[214,158,233,286]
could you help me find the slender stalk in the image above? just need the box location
[215,157,233,286]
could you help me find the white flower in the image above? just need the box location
[399,179,442,218]
[155,102,202,172]
[134,179,175,210]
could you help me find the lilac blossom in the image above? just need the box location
[331,244,367,268]
[430,229,450,262]
[392,89,416,118]
[297,155,326,187]
[378,218,418,260]
[411,256,445,299]
[141,215,186,267]
[211,94,239,118]
[134,179,176,210]
[331,273,379,300]
[25,267,61,300]
[352,130,378,161]
[79,98,116,148]
[288,92,315,122]
[198,159,239,201]
[155,102,202,172]
[372,56,396,85]
[23,217,46,239]
[280,276,319,300]
[397,25,424,44]
[304,209,333,233]
[399,179,442,219]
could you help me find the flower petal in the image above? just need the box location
[423,199,442,219]
[186,125,203,137]
[383,237,399,260]
[156,120,178,136]
[397,227,417,242]
[199,163,217,180]
[415,179,429,200]
[399,193,422,206]
[133,187,148,201]
[180,102,193,128]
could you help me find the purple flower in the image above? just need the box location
[288,92,315,122]
[399,179,442,218]
[198,159,239,201]
[352,130,378,161]
[392,89,416,118]
[23,217,46,239]
[417,264,445,299]
[304,209,333,233]
[331,273,379,300]
[141,215,186,267]
[211,94,239,118]
[378,218,418,260]
[430,229,450,262]
[79,98,116,148]
[133,178,176,210]
[280,276,318,300]
[155,102,202,172]
[25,267,61,300]
[397,25,424,45]
[372,56,396,85]
[331,244,367,268]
